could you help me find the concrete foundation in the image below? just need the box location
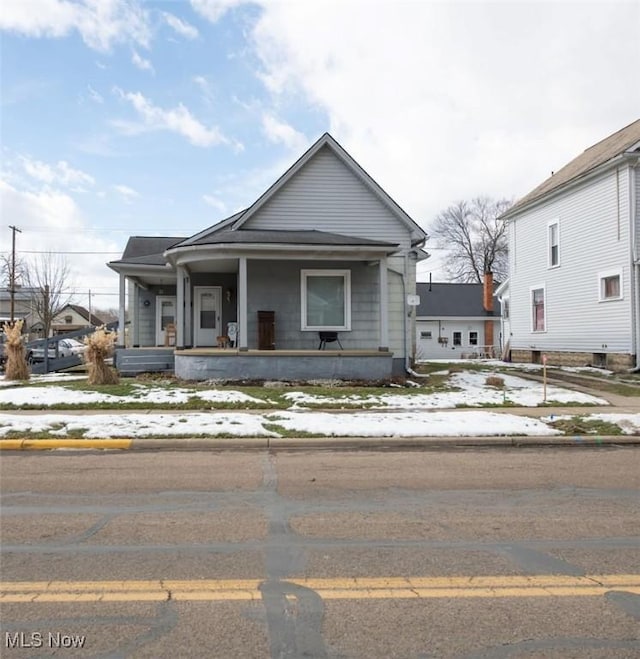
[175,349,394,381]
[511,349,635,372]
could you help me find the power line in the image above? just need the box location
[8,250,122,255]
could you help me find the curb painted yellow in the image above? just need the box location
[0,439,132,450]
[1,574,638,603]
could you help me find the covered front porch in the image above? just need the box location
[109,230,409,380]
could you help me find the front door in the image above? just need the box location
[156,296,176,345]
[194,286,221,347]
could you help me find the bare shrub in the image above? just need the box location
[2,320,30,381]
[84,326,118,385]
[485,375,505,389]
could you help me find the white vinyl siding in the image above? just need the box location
[415,317,501,360]
[242,145,411,248]
[508,166,633,353]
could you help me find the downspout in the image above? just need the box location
[629,162,640,371]
[388,253,429,378]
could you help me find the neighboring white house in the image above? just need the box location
[501,119,640,371]
[415,278,501,361]
[108,133,429,380]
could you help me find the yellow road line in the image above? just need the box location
[1,575,638,603]
[0,439,132,450]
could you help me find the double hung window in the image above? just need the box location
[531,286,545,332]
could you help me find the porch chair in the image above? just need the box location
[318,331,343,350]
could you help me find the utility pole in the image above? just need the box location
[8,225,22,323]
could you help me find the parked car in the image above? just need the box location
[28,338,86,363]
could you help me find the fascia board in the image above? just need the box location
[172,243,396,266]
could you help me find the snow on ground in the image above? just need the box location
[0,413,275,438]
[0,410,561,438]
[0,384,267,406]
[265,411,561,437]
[0,373,86,388]
[283,371,608,409]
[0,368,626,438]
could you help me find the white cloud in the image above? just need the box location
[162,11,199,40]
[190,0,245,24]
[21,156,95,189]
[113,184,139,201]
[261,113,308,152]
[0,0,151,52]
[131,49,154,73]
[249,1,640,234]
[87,84,104,104]
[193,75,215,105]
[0,178,122,306]
[202,194,227,213]
[114,89,231,147]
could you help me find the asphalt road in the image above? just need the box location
[1,447,639,658]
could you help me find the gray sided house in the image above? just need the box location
[108,133,428,380]
[415,279,501,361]
[501,119,640,371]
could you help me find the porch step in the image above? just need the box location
[115,349,175,375]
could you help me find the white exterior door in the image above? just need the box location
[194,287,221,347]
[156,296,176,345]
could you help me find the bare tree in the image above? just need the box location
[430,197,512,283]
[23,253,76,337]
[0,253,28,289]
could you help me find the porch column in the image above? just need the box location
[176,266,185,348]
[184,269,192,348]
[118,273,126,347]
[131,280,140,347]
[378,257,389,351]
[238,256,248,350]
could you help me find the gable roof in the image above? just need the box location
[505,119,640,217]
[56,304,104,325]
[416,282,498,317]
[109,236,186,268]
[226,133,426,246]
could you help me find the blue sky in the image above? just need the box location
[1,0,639,310]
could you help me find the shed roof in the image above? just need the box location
[416,282,497,317]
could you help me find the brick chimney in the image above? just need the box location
[483,272,494,351]
[483,271,493,313]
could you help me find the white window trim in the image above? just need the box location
[468,330,479,346]
[530,284,546,333]
[300,269,351,331]
[452,331,462,347]
[547,219,560,269]
[598,268,623,302]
